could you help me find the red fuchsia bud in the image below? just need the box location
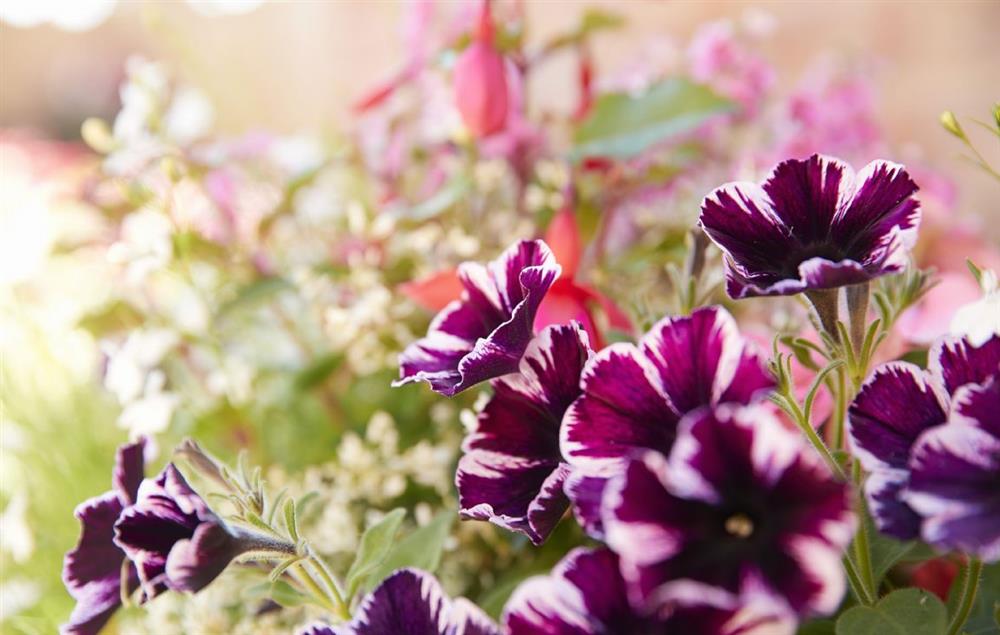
[572,45,594,122]
[453,0,509,138]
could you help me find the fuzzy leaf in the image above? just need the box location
[345,508,406,597]
[835,588,947,635]
[364,511,453,593]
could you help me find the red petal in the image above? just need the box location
[544,207,582,279]
[535,282,602,349]
[399,268,463,311]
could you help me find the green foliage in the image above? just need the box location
[835,588,947,635]
[344,508,406,599]
[571,78,735,160]
[364,511,454,593]
[946,562,1000,635]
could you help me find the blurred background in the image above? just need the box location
[2,0,1000,215]
[1,1,999,633]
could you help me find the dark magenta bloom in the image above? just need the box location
[457,323,591,544]
[503,547,794,635]
[301,569,499,635]
[560,305,774,535]
[113,463,257,597]
[395,239,561,396]
[699,154,920,299]
[848,334,1000,541]
[603,406,854,619]
[62,439,148,635]
[906,377,1000,561]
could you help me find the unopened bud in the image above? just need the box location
[940,111,964,138]
[993,103,1000,130]
[175,438,235,492]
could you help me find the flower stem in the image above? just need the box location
[844,555,877,606]
[851,463,877,604]
[806,288,840,342]
[946,558,983,635]
[846,282,870,355]
[778,395,846,481]
[307,547,351,620]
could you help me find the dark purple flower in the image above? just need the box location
[848,334,1000,540]
[113,463,265,597]
[699,154,920,298]
[603,405,855,618]
[301,568,499,635]
[560,305,774,535]
[456,323,591,544]
[61,438,149,635]
[905,377,1000,561]
[503,547,795,635]
[395,239,561,396]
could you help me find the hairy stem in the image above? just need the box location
[946,558,983,635]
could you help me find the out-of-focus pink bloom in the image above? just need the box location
[774,59,882,162]
[896,272,982,346]
[453,0,508,138]
[687,20,774,118]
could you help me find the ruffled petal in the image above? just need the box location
[762,154,852,245]
[951,376,1000,438]
[905,424,1000,561]
[848,362,947,470]
[929,334,1000,397]
[563,471,608,538]
[112,437,147,506]
[560,344,678,476]
[832,160,920,262]
[864,468,921,540]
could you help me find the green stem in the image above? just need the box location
[780,396,846,481]
[946,558,983,635]
[851,463,877,604]
[290,564,337,612]
[308,549,351,620]
[833,366,847,451]
[844,555,876,606]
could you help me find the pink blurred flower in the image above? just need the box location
[453,0,509,138]
[896,272,983,346]
[687,20,774,118]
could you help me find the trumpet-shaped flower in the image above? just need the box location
[603,406,854,618]
[699,154,920,299]
[457,323,591,544]
[560,305,773,535]
[395,239,560,396]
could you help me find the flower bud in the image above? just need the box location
[993,102,1000,129]
[940,110,964,138]
[453,1,508,138]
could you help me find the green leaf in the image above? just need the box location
[365,511,453,593]
[868,522,919,584]
[345,508,406,598]
[269,579,309,607]
[283,498,299,543]
[571,78,735,160]
[400,177,472,221]
[835,588,947,635]
[77,300,144,336]
[947,562,1000,635]
[292,353,343,392]
[217,276,294,320]
[797,620,836,635]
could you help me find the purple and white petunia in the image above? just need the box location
[300,568,499,635]
[113,463,279,598]
[62,439,149,635]
[699,154,921,299]
[457,323,591,544]
[603,405,855,618]
[503,547,795,635]
[848,334,1000,541]
[395,239,561,396]
[560,305,774,535]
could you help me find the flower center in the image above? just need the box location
[724,513,754,539]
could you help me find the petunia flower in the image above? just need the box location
[848,334,1000,540]
[395,239,560,396]
[452,0,508,138]
[603,405,855,618]
[113,464,292,598]
[300,568,499,635]
[61,439,148,635]
[904,375,1000,561]
[560,305,774,535]
[456,323,591,544]
[699,154,920,299]
[503,547,795,635]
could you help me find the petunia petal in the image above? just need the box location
[112,437,147,506]
[929,334,1000,397]
[560,344,678,476]
[864,468,921,540]
[762,154,853,246]
[563,471,608,538]
[848,362,947,471]
[905,424,1000,561]
[832,160,920,262]
[950,376,1000,438]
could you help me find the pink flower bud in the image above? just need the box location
[453,1,508,138]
